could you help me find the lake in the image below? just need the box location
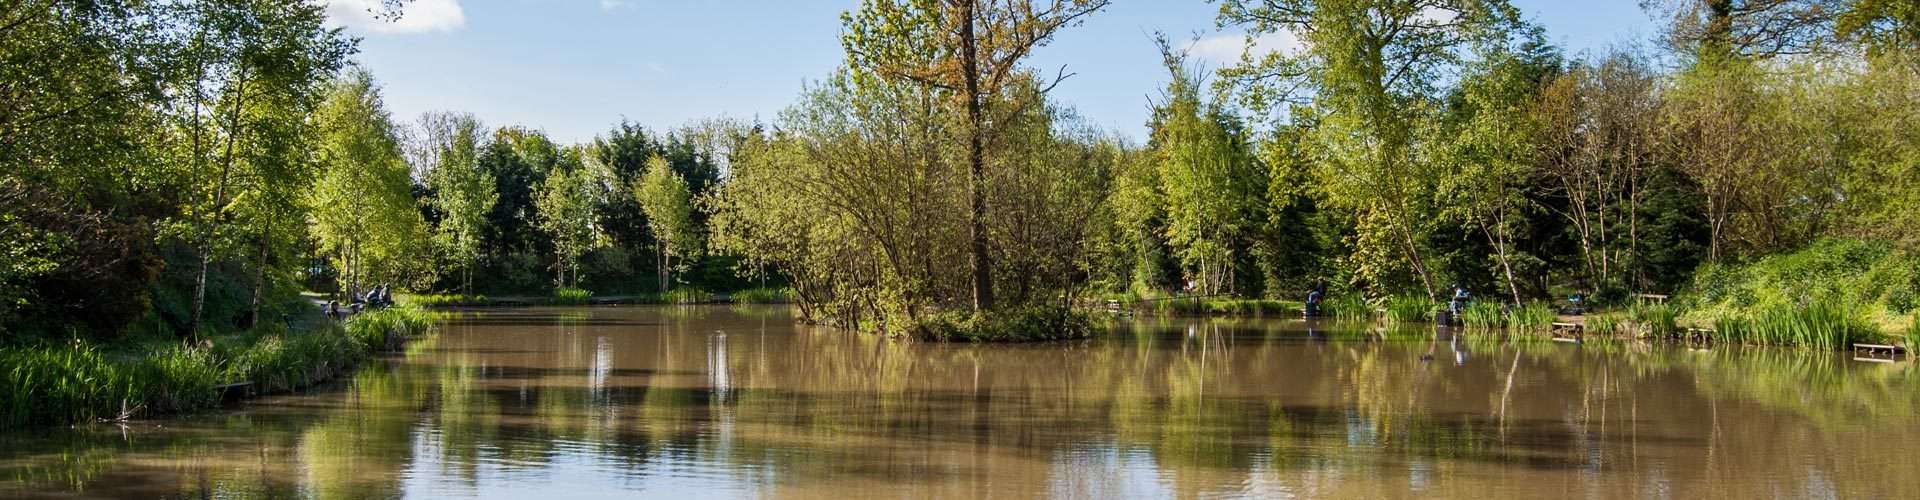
[3,305,1916,499]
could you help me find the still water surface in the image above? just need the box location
[3,305,1918,499]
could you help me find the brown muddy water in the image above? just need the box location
[3,305,1917,499]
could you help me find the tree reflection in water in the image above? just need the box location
[1,305,1916,498]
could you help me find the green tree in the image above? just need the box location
[1435,41,1560,304]
[1219,0,1524,300]
[535,150,598,289]
[418,113,496,296]
[633,157,699,293]
[172,0,352,337]
[1149,42,1263,295]
[309,70,429,297]
[841,0,1111,311]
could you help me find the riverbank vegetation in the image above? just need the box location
[1,307,431,428]
[4,1,1919,346]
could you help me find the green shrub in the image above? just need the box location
[915,305,1095,342]
[551,287,593,305]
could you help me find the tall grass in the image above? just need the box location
[345,307,435,351]
[1627,301,1680,338]
[1324,295,1369,321]
[1149,297,1299,317]
[550,287,593,305]
[3,306,438,428]
[1383,295,1432,324]
[1509,302,1557,329]
[1709,301,1876,350]
[1458,302,1504,328]
[729,287,790,304]
[400,293,487,307]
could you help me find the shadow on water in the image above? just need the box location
[3,305,1918,498]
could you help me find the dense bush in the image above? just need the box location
[550,287,593,305]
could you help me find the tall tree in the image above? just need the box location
[1150,41,1262,295]
[1218,0,1524,300]
[534,148,598,289]
[175,0,351,338]
[841,0,1110,311]
[419,112,495,296]
[633,157,698,293]
[309,70,429,297]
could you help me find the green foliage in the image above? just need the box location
[729,287,791,304]
[2,306,434,428]
[633,156,700,293]
[1323,294,1371,322]
[1382,295,1433,325]
[1149,298,1299,317]
[1707,301,1879,350]
[915,306,1096,343]
[550,288,594,306]
[1458,302,1505,328]
[310,70,432,290]
[1683,239,1918,338]
[344,307,435,351]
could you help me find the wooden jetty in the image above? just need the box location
[1550,321,1583,343]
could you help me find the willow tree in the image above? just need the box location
[1218,0,1523,301]
[840,0,1110,311]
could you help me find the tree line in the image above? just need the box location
[4,0,1918,341]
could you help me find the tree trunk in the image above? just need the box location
[187,67,250,340]
[243,217,272,330]
[959,0,994,312]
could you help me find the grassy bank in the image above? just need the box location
[1675,239,1916,347]
[1,306,434,429]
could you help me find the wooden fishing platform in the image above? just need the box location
[1550,321,1583,343]
[1852,343,1906,354]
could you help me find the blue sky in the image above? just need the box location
[327,0,1660,144]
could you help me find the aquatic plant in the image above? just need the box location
[1382,295,1432,324]
[1458,301,1505,328]
[550,287,594,305]
[1626,300,1680,338]
[1709,300,1877,350]
[1324,295,1370,321]
[729,287,790,304]
[1508,302,1557,329]
[345,307,435,351]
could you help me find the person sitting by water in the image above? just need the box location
[1305,280,1326,317]
[1567,290,1586,315]
[325,300,341,321]
[376,284,392,308]
[1450,285,1471,315]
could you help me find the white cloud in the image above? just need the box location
[599,0,632,10]
[327,0,465,34]
[1184,31,1305,66]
